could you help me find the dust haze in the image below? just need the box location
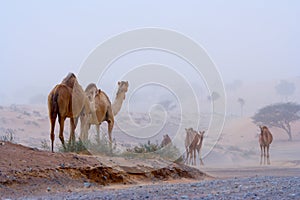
[0,1,300,166]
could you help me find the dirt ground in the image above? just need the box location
[0,141,208,199]
[1,141,300,199]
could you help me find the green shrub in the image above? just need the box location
[122,140,183,162]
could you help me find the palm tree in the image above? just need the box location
[208,91,220,114]
[237,98,245,117]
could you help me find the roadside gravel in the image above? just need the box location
[27,176,300,200]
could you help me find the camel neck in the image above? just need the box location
[112,92,125,115]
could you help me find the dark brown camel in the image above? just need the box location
[48,73,90,152]
[160,134,172,148]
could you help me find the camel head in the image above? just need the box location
[163,134,171,140]
[85,83,98,101]
[117,81,129,99]
[185,127,193,134]
[259,125,268,133]
[199,131,205,137]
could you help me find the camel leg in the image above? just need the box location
[260,145,263,165]
[107,119,114,152]
[58,116,66,150]
[191,150,194,165]
[69,117,76,151]
[79,115,85,142]
[193,149,196,166]
[83,123,90,142]
[96,124,100,144]
[191,147,195,165]
[263,146,267,165]
[187,149,192,165]
[267,145,271,165]
[50,115,57,153]
[198,149,204,166]
[184,147,189,165]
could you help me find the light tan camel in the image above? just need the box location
[48,73,90,152]
[196,131,205,165]
[184,128,194,165]
[80,83,114,149]
[259,125,273,165]
[112,81,129,115]
[80,81,128,142]
[184,128,205,166]
[160,134,172,148]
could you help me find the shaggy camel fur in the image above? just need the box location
[160,134,172,148]
[48,73,90,152]
[185,128,205,166]
[80,83,114,149]
[259,125,273,165]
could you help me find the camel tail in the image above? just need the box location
[49,92,59,120]
[48,91,59,152]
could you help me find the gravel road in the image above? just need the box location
[24,176,300,200]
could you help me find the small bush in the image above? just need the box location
[58,139,89,153]
[123,140,183,162]
[57,135,116,155]
[40,139,50,151]
[0,129,15,142]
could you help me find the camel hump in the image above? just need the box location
[61,72,78,88]
[85,83,98,92]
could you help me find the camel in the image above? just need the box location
[184,128,205,166]
[112,81,129,115]
[184,128,194,165]
[48,73,90,152]
[80,83,114,150]
[160,134,172,148]
[80,81,128,143]
[259,125,273,165]
[195,130,205,165]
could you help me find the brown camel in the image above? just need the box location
[259,125,273,165]
[160,134,172,148]
[184,128,205,166]
[112,81,129,115]
[48,73,90,152]
[80,83,114,149]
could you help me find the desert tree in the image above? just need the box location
[275,80,295,101]
[237,98,245,117]
[252,102,300,141]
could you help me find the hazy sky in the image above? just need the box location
[0,1,300,105]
